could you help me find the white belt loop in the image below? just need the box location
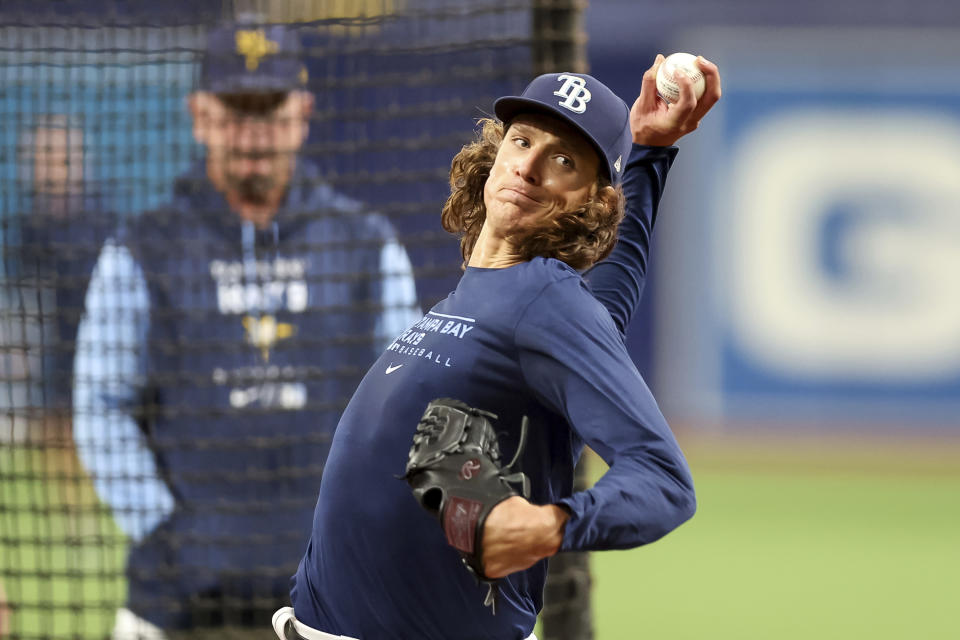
[272,607,296,640]
[272,607,359,640]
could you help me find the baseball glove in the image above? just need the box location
[403,398,530,612]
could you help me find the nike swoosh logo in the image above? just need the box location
[385,364,404,375]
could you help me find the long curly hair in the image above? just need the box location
[441,118,625,271]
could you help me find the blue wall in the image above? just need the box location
[586,2,960,429]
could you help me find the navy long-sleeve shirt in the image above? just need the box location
[291,144,689,640]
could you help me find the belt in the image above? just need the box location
[272,606,539,640]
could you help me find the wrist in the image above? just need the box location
[633,130,678,147]
[539,504,570,557]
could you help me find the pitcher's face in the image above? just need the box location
[482,112,600,237]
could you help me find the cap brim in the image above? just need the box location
[206,74,300,94]
[493,96,612,180]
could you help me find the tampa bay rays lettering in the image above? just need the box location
[210,258,308,314]
[553,74,591,114]
[385,312,477,368]
[411,315,475,338]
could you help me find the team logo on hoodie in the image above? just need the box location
[242,314,296,362]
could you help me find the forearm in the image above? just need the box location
[516,288,695,552]
[584,144,678,335]
[73,239,173,542]
[555,386,695,551]
[73,402,175,542]
[73,327,175,542]
[557,446,695,552]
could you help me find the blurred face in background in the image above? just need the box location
[27,117,86,217]
[33,123,84,197]
[189,90,313,212]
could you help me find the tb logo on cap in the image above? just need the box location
[235,29,278,71]
[553,74,592,114]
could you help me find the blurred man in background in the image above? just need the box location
[20,116,112,417]
[1,115,110,444]
[72,23,419,639]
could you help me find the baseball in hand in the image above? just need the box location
[656,52,706,104]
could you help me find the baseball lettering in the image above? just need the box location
[385,342,453,367]
[228,382,306,410]
[386,311,479,370]
[213,365,308,409]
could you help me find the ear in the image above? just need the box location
[187,91,214,146]
[294,89,315,118]
[293,90,314,143]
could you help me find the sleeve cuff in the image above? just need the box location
[627,143,679,165]
[555,495,585,551]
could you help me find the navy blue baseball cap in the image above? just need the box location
[494,73,632,185]
[199,23,307,94]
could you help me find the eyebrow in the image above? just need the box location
[510,122,591,159]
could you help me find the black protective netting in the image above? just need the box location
[0,1,586,638]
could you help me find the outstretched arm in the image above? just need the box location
[73,240,174,543]
[583,144,677,336]
[585,54,721,337]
